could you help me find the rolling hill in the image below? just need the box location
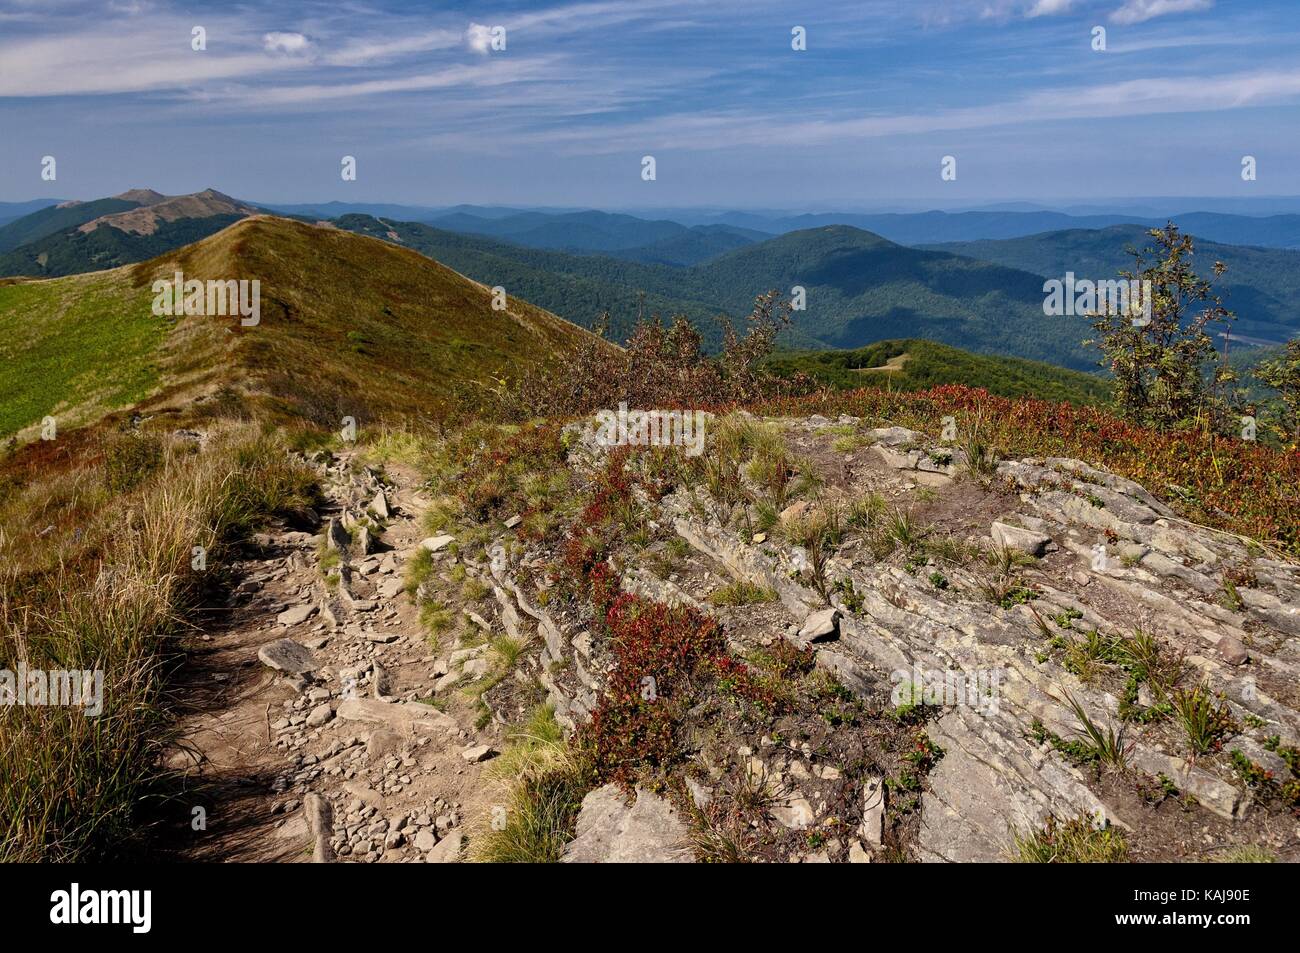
[765,338,1111,405]
[0,216,605,439]
[925,225,1300,344]
[690,226,1093,368]
[335,216,1093,367]
[0,198,63,227]
[424,208,767,264]
[11,193,1292,379]
[330,214,769,350]
[416,204,1300,251]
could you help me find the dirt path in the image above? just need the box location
[854,352,910,374]
[157,451,502,863]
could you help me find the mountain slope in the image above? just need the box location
[663,208,1300,249]
[926,225,1300,343]
[0,197,141,252]
[693,226,1093,368]
[0,199,64,227]
[615,224,766,266]
[79,189,259,236]
[331,214,794,350]
[426,209,692,252]
[334,216,1090,365]
[0,189,267,279]
[0,216,605,438]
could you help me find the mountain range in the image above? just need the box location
[1,189,1296,388]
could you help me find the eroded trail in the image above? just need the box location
[161,451,501,863]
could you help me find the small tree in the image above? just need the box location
[1255,339,1300,449]
[505,290,805,418]
[1088,224,1233,431]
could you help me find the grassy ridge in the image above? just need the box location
[766,338,1111,406]
[0,272,164,439]
[0,216,608,441]
[150,217,607,428]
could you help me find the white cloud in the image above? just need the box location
[465,22,492,54]
[263,31,312,56]
[1026,0,1076,17]
[977,0,1074,19]
[1111,0,1213,24]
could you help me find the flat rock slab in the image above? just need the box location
[257,639,320,675]
[421,535,456,553]
[277,604,318,626]
[561,785,694,863]
[337,697,458,735]
[426,830,464,863]
[990,521,1052,557]
[460,744,497,763]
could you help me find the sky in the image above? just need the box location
[1,0,1298,209]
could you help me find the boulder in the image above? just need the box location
[859,776,885,847]
[257,639,319,675]
[303,793,335,863]
[326,518,350,552]
[336,697,458,734]
[798,607,840,643]
[305,702,334,728]
[1217,635,1249,666]
[460,744,498,763]
[421,535,456,553]
[990,521,1052,557]
[426,829,464,863]
[276,604,318,627]
[561,786,694,863]
[771,793,815,830]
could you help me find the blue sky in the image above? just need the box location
[2,0,1298,208]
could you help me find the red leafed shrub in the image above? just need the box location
[602,594,728,701]
[579,594,729,784]
[445,421,566,520]
[556,448,639,610]
[587,560,621,617]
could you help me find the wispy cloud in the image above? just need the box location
[0,0,1293,204]
[1111,0,1214,24]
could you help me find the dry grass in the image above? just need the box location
[0,423,318,860]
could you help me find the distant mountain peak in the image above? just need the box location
[113,189,168,206]
[79,190,260,237]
